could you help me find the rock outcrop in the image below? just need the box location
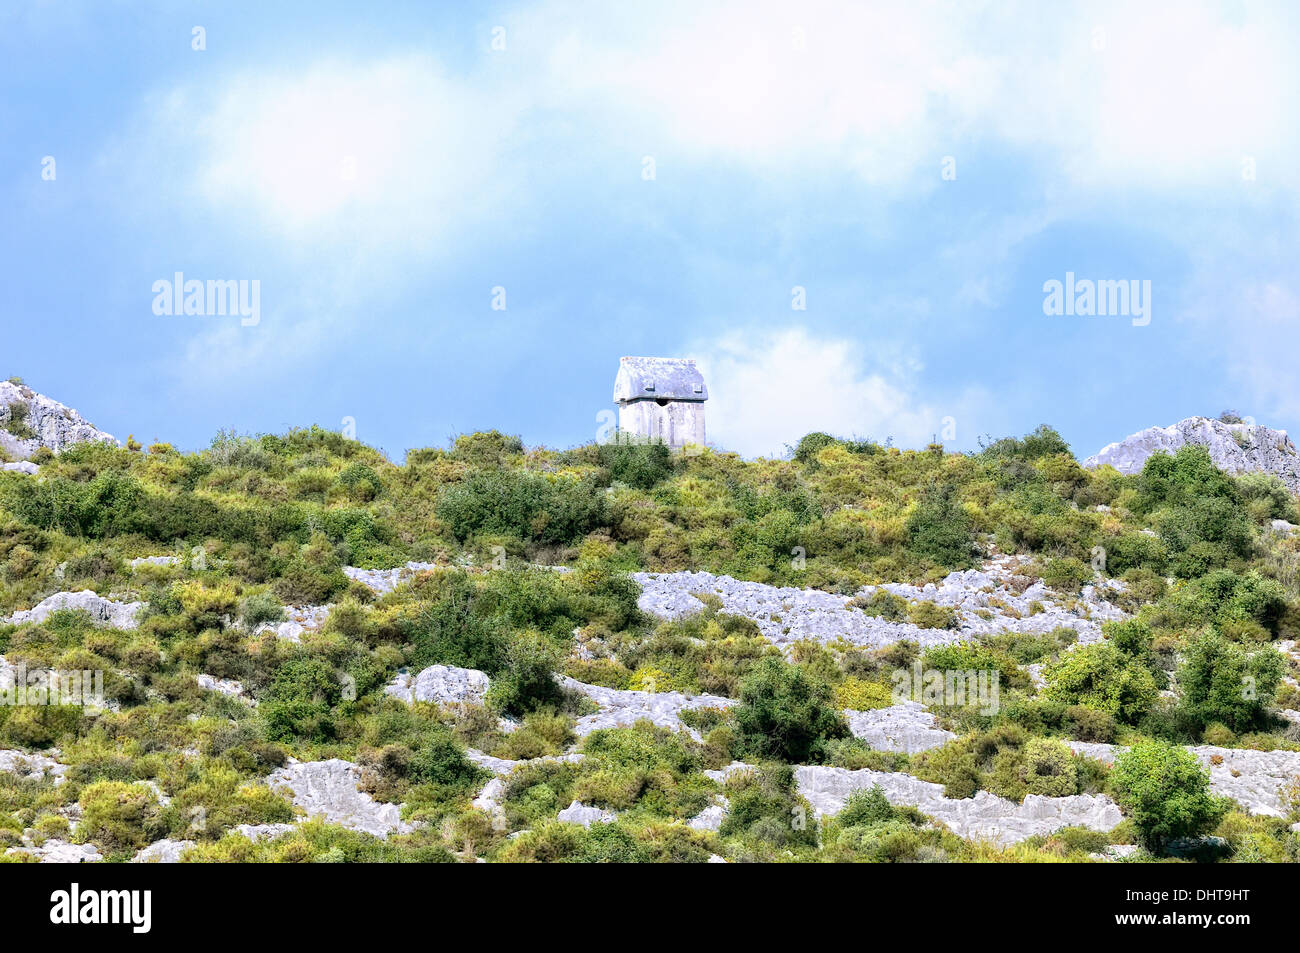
[0,747,67,783]
[687,801,728,831]
[634,555,1125,652]
[560,676,736,740]
[384,664,490,707]
[129,555,180,569]
[131,839,194,863]
[465,748,584,776]
[845,703,957,754]
[796,765,1123,846]
[556,801,614,827]
[253,604,332,643]
[0,380,117,460]
[231,823,296,842]
[196,673,253,704]
[5,839,102,863]
[1084,416,1300,491]
[6,590,144,629]
[266,759,413,839]
[343,562,439,595]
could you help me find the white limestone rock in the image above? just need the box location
[196,673,252,703]
[253,603,332,642]
[1085,416,1300,491]
[795,765,1123,846]
[0,380,117,460]
[6,590,144,629]
[561,676,735,741]
[1093,844,1141,861]
[464,748,584,777]
[129,555,180,569]
[556,800,614,827]
[472,778,508,828]
[231,823,296,842]
[343,562,439,595]
[1,461,39,475]
[384,664,490,707]
[0,747,67,783]
[266,759,414,839]
[132,839,194,863]
[845,702,957,754]
[10,591,142,630]
[687,800,728,832]
[1068,741,1300,816]
[704,761,755,784]
[633,556,1125,652]
[6,838,103,863]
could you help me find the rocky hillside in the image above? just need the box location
[0,379,117,462]
[1085,415,1300,492]
[1,408,1299,864]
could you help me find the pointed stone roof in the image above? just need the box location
[614,357,707,403]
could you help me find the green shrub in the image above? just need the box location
[907,600,958,630]
[911,739,981,799]
[719,764,817,850]
[261,657,345,742]
[486,629,563,717]
[1176,630,1282,734]
[905,482,976,569]
[1132,446,1255,577]
[1043,642,1157,724]
[922,642,1020,689]
[76,782,164,854]
[793,432,839,466]
[437,469,608,544]
[1237,471,1298,523]
[596,441,673,489]
[405,573,507,672]
[1041,556,1093,593]
[849,589,909,622]
[733,657,847,763]
[836,784,900,827]
[1110,740,1227,852]
[240,590,284,629]
[980,425,1073,463]
[449,430,524,467]
[1020,737,1078,797]
[335,462,384,501]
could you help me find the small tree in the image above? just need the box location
[1177,630,1282,734]
[905,481,976,569]
[1111,740,1227,852]
[733,657,847,763]
[1043,642,1158,725]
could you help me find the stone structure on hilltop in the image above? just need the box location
[0,379,117,460]
[613,356,707,448]
[1084,415,1300,493]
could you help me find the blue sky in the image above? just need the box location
[3,0,1299,460]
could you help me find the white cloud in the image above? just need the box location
[527,0,1300,196]
[122,55,521,255]
[693,326,973,458]
[100,1,1300,409]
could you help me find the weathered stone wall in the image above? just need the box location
[617,398,705,447]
